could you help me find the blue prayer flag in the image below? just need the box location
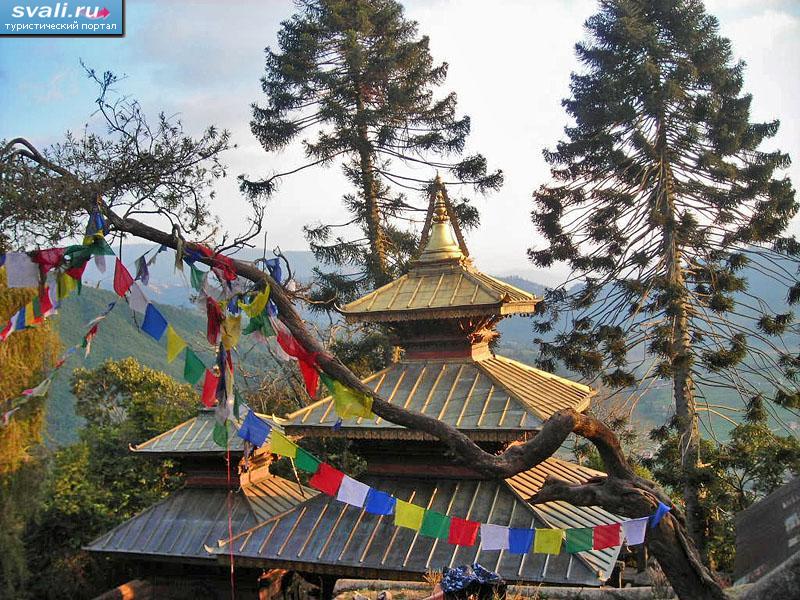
[650,501,671,528]
[508,528,535,554]
[264,258,282,284]
[364,489,396,516]
[267,299,279,317]
[14,308,26,330]
[237,411,271,447]
[141,303,168,341]
[227,297,241,315]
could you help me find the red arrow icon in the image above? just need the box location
[88,7,110,19]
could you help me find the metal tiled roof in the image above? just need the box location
[214,462,618,585]
[283,356,593,439]
[340,262,538,323]
[85,472,312,562]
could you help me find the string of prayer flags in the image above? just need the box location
[270,431,298,458]
[237,411,271,448]
[480,524,510,551]
[201,369,220,408]
[294,447,321,473]
[448,517,480,547]
[22,378,52,397]
[142,304,168,341]
[337,476,370,508]
[165,326,187,363]
[309,463,345,496]
[420,510,450,539]
[113,258,135,297]
[364,489,396,516]
[4,252,39,288]
[565,527,593,553]
[650,501,671,528]
[533,529,564,554]
[183,349,206,384]
[622,517,649,546]
[508,528,535,554]
[319,372,373,419]
[395,500,425,531]
[593,523,621,550]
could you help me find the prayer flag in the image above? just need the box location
[309,462,345,496]
[276,327,319,396]
[420,510,450,539]
[30,248,65,276]
[113,258,135,297]
[593,523,621,550]
[24,302,36,327]
[565,527,593,553]
[395,500,425,531]
[239,287,270,318]
[94,254,107,273]
[449,517,480,547]
[264,258,282,284]
[336,476,370,508]
[206,297,224,345]
[480,524,510,551]
[142,304,168,341]
[39,288,54,317]
[135,254,150,285]
[320,372,373,419]
[57,272,77,300]
[165,325,187,363]
[183,349,205,384]
[364,489,396,516]
[14,308,26,331]
[237,411,271,447]
[190,265,206,291]
[533,529,563,554]
[508,528,535,554]
[622,517,649,546]
[270,431,297,458]
[213,420,233,448]
[0,320,13,341]
[5,252,39,288]
[128,283,148,314]
[243,313,276,338]
[294,447,321,473]
[221,315,242,350]
[650,502,671,528]
[201,370,219,407]
[23,378,51,397]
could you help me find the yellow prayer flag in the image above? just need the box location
[239,286,270,318]
[24,303,35,327]
[533,528,564,554]
[269,431,297,458]
[57,272,77,300]
[394,500,425,531]
[330,380,374,419]
[165,325,187,364]
[221,315,242,350]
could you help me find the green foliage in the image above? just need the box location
[646,404,800,571]
[0,271,58,597]
[23,358,197,598]
[244,0,501,303]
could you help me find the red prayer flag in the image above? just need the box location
[593,523,621,550]
[0,320,12,341]
[277,328,319,396]
[212,253,237,282]
[31,247,66,277]
[206,297,224,345]
[448,517,480,546]
[309,462,345,496]
[201,369,220,407]
[113,258,135,297]
[66,261,88,281]
[39,287,53,316]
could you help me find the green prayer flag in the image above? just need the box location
[183,349,205,384]
[212,420,232,448]
[233,388,243,420]
[91,237,115,256]
[243,312,276,338]
[420,510,450,539]
[190,265,206,291]
[294,447,321,473]
[565,527,593,553]
[31,296,42,319]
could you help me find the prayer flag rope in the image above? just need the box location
[235,412,670,555]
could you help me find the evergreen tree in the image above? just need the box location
[529,0,797,560]
[242,0,502,304]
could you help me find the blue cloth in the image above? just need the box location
[236,411,271,447]
[650,501,671,528]
[0,254,5,267]
[508,528,535,554]
[227,297,241,315]
[183,247,203,265]
[441,563,503,594]
[141,303,168,341]
[267,299,279,317]
[14,308,26,330]
[264,258,282,284]
[364,489,396,515]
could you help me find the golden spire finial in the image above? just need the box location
[416,178,463,264]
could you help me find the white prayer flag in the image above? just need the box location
[480,523,510,551]
[622,517,649,545]
[128,283,149,314]
[94,254,107,273]
[337,475,370,508]
[5,252,39,288]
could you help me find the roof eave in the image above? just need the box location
[340,300,539,323]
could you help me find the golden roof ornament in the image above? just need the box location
[415,187,464,264]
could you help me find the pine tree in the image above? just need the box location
[530,0,797,560]
[242,0,501,304]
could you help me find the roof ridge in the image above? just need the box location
[132,415,199,451]
[489,355,595,394]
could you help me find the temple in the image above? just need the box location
[211,183,623,590]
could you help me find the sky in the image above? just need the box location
[1,0,798,285]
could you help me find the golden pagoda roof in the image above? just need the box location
[282,355,594,440]
[340,185,539,322]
